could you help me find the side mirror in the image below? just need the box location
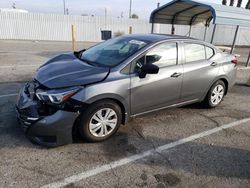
[139,63,159,78]
[145,55,161,64]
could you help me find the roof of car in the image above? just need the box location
[124,34,198,43]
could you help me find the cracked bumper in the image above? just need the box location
[16,84,79,147]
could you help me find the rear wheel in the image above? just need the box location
[78,100,122,142]
[203,80,226,108]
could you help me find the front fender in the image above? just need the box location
[71,78,131,123]
[84,93,129,114]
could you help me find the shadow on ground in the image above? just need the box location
[1,108,250,182]
[98,130,250,180]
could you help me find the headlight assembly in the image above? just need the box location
[36,87,81,104]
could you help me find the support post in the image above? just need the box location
[171,24,175,35]
[129,0,132,18]
[230,25,239,54]
[104,8,107,29]
[129,26,132,34]
[246,52,250,67]
[204,26,208,41]
[210,24,217,44]
[151,23,154,34]
[63,0,66,15]
[188,25,192,37]
[71,24,76,52]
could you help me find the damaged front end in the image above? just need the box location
[16,81,84,147]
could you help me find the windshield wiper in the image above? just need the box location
[80,57,91,64]
[73,49,86,59]
[73,51,94,66]
[80,57,100,67]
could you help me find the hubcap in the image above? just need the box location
[211,84,224,105]
[89,108,118,137]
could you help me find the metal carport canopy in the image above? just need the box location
[150,0,250,54]
[150,0,250,27]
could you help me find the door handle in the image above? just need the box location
[171,72,182,78]
[210,62,217,66]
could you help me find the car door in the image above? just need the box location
[180,42,220,102]
[130,42,183,115]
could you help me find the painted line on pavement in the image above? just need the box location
[0,93,18,98]
[41,117,250,188]
[0,65,39,68]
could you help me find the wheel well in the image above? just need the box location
[83,98,127,125]
[106,98,126,125]
[219,78,229,95]
[71,98,127,141]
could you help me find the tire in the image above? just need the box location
[203,80,226,108]
[78,99,122,142]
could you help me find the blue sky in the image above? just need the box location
[0,0,248,19]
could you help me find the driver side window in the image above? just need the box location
[133,42,177,73]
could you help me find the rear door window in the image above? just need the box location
[184,43,206,63]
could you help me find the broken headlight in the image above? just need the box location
[36,87,81,104]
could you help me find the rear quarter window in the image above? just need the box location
[205,46,215,59]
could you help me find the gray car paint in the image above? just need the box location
[71,36,236,118]
[130,63,184,114]
[27,110,79,147]
[17,34,237,146]
[36,53,110,89]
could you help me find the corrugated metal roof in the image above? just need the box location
[150,0,250,27]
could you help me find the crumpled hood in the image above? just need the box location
[35,53,109,89]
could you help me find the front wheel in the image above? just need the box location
[78,100,122,142]
[203,80,226,108]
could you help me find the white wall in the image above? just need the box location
[0,12,250,46]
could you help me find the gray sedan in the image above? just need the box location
[16,34,237,147]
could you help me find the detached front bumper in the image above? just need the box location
[16,83,79,147]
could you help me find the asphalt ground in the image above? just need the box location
[0,68,249,188]
[0,40,95,82]
[0,40,250,188]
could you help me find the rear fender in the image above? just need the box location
[201,76,229,101]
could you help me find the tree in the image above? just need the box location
[131,14,139,19]
[229,0,235,6]
[246,0,250,9]
[237,0,242,7]
[222,0,227,5]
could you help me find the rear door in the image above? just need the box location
[181,42,220,102]
[130,42,183,115]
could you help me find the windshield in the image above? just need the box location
[80,37,149,67]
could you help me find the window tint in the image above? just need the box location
[145,43,177,67]
[184,43,206,63]
[80,37,149,67]
[206,46,214,59]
